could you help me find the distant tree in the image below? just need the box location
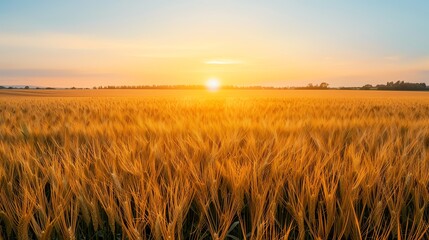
[24,86,30,89]
[319,82,329,89]
[361,84,373,90]
[375,81,427,91]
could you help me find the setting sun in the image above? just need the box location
[205,78,220,91]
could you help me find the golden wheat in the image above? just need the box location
[0,90,428,239]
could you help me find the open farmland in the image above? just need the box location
[1,90,429,239]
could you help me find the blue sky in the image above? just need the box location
[1,1,429,87]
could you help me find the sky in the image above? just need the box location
[1,1,429,88]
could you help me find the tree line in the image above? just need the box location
[366,81,427,91]
[1,81,427,91]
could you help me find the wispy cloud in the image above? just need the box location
[204,59,243,65]
[0,33,130,50]
[0,32,208,53]
[384,56,401,61]
[0,69,117,78]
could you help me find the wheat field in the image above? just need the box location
[1,90,429,239]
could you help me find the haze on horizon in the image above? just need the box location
[1,1,428,88]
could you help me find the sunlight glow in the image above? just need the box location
[206,78,220,91]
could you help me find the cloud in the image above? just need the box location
[0,33,131,50]
[0,32,211,54]
[204,59,243,65]
[384,56,401,61]
[0,69,116,78]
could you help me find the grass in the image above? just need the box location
[0,90,429,239]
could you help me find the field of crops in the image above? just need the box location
[1,90,429,239]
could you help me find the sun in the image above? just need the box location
[205,78,220,91]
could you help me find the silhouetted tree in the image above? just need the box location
[361,84,373,90]
[375,81,427,91]
[319,82,329,89]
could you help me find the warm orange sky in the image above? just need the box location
[1,1,429,88]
